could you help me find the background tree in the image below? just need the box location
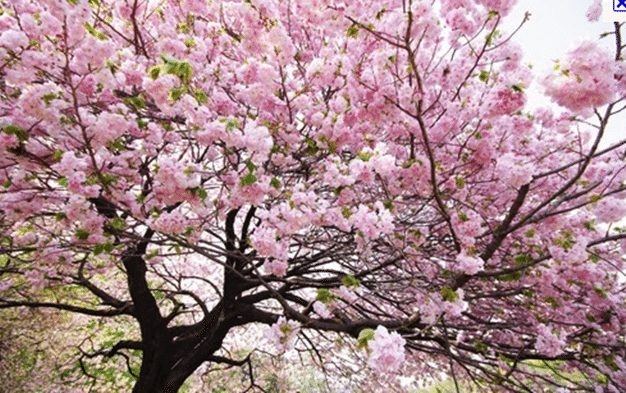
[1,0,625,392]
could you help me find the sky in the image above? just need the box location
[507,0,610,65]
[504,0,623,146]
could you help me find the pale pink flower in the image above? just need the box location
[535,324,566,357]
[594,197,626,223]
[265,317,300,352]
[313,301,333,319]
[544,42,617,113]
[586,0,602,22]
[456,252,485,275]
[264,259,288,277]
[0,30,29,49]
[368,326,406,374]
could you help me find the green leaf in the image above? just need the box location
[193,89,208,104]
[41,92,59,105]
[357,328,375,349]
[270,177,281,190]
[75,228,90,240]
[341,275,360,289]
[346,24,359,38]
[479,70,489,83]
[109,217,126,231]
[583,220,596,231]
[124,95,145,110]
[169,87,186,101]
[196,187,208,200]
[52,150,63,162]
[545,296,560,308]
[357,151,374,161]
[474,339,489,353]
[513,253,532,266]
[93,243,105,255]
[499,271,522,282]
[107,138,126,153]
[84,22,107,40]
[169,60,194,84]
[58,177,69,187]
[224,118,240,132]
[240,173,257,187]
[486,29,499,46]
[304,137,319,155]
[402,158,416,168]
[184,38,196,48]
[245,159,257,173]
[148,65,161,80]
[594,287,608,299]
[316,288,336,304]
[2,124,28,142]
[455,177,465,189]
[103,242,114,253]
[511,83,525,92]
[440,287,458,302]
[589,194,602,203]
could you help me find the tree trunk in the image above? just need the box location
[132,346,188,393]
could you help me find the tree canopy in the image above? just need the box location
[0,0,625,392]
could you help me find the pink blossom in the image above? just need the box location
[40,12,62,35]
[594,197,626,223]
[477,0,517,15]
[242,122,273,163]
[368,326,406,374]
[143,74,179,109]
[251,226,289,260]
[495,153,534,189]
[313,301,333,319]
[586,0,602,22]
[264,317,300,352]
[485,87,525,117]
[456,252,485,275]
[264,259,288,277]
[153,159,200,203]
[544,42,617,113]
[332,285,359,304]
[535,324,566,357]
[151,211,189,235]
[196,121,226,146]
[24,269,46,290]
[88,112,130,147]
[0,30,29,49]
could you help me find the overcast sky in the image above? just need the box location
[507,0,611,66]
[503,0,623,145]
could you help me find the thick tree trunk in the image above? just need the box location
[132,371,187,393]
[132,346,195,393]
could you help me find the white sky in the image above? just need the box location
[505,0,623,146]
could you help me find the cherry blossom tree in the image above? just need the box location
[1,0,626,392]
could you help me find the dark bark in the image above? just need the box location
[127,211,252,393]
[120,228,177,393]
